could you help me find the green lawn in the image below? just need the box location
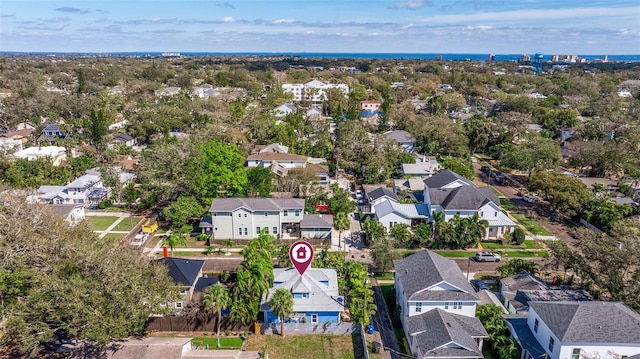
[499,198,518,211]
[245,334,355,359]
[494,250,549,258]
[434,250,476,258]
[481,239,543,250]
[111,216,142,231]
[87,216,120,231]
[511,214,552,236]
[192,336,244,350]
[373,272,394,280]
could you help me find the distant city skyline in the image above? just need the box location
[1,1,639,55]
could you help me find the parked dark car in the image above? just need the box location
[481,166,490,173]
[470,279,489,292]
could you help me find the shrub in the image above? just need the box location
[512,227,526,245]
[98,199,112,209]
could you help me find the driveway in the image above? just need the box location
[371,278,400,359]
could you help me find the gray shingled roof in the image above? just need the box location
[406,309,487,358]
[428,186,498,211]
[384,130,416,143]
[394,250,478,302]
[156,258,204,287]
[210,198,305,212]
[423,169,473,189]
[300,214,333,228]
[529,301,640,344]
[367,187,399,202]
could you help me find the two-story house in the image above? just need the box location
[261,267,344,325]
[38,123,69,144]
[208,198,305,240]
[506,301,640,359]
[394,250,488,359]
[363,186,399,213]
[424,170,515,240]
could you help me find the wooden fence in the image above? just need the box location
[146,316,251,334]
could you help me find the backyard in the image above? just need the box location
[244,334,358,359]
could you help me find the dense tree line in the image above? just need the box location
[0,200,176,357]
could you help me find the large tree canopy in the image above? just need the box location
[185,139,248,203]
[0,201,176,357]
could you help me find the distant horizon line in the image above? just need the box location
[1,51,638,56]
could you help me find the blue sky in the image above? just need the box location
[1,0,639,54]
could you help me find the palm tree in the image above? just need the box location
[162,233,187,256]
[202,283,231,336]
[333,212,350,249]
[269,288,294,337]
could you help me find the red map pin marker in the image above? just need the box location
[289,241,314,276]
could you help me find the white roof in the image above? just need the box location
[485,210,516,227]
[14,146,66,158]
[66,174,101,189]
[374,198,430,219]
[402,163,439,176]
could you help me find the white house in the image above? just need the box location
[282,80,348,104]
[424,170,515,240]
[374,199,429,231]
[506,301,640,359]
[51,204,86,226]
[394,250,487,359]
[363,186,399,213]
[12,146,67,166]
[208,198,305,240]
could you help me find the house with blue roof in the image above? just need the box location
[261,267,344,325]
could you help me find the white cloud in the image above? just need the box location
[423,6,639,25]
[389,0,428,10]
[222,16,234,23]
[273,19,295,24]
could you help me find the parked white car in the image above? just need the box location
[522,195,535,203]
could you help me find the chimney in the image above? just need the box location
[162,245,168,258]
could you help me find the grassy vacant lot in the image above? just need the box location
[111,216,142,231]
[495,250,548,258]
[511,214,552,236]
[192,336,244,349]
[100,233,125,242]
[481,239,543,250]
[87,216,120,231]
[245,334,356,359]
[434,250,476,258]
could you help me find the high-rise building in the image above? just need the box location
[522,54,531,62]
